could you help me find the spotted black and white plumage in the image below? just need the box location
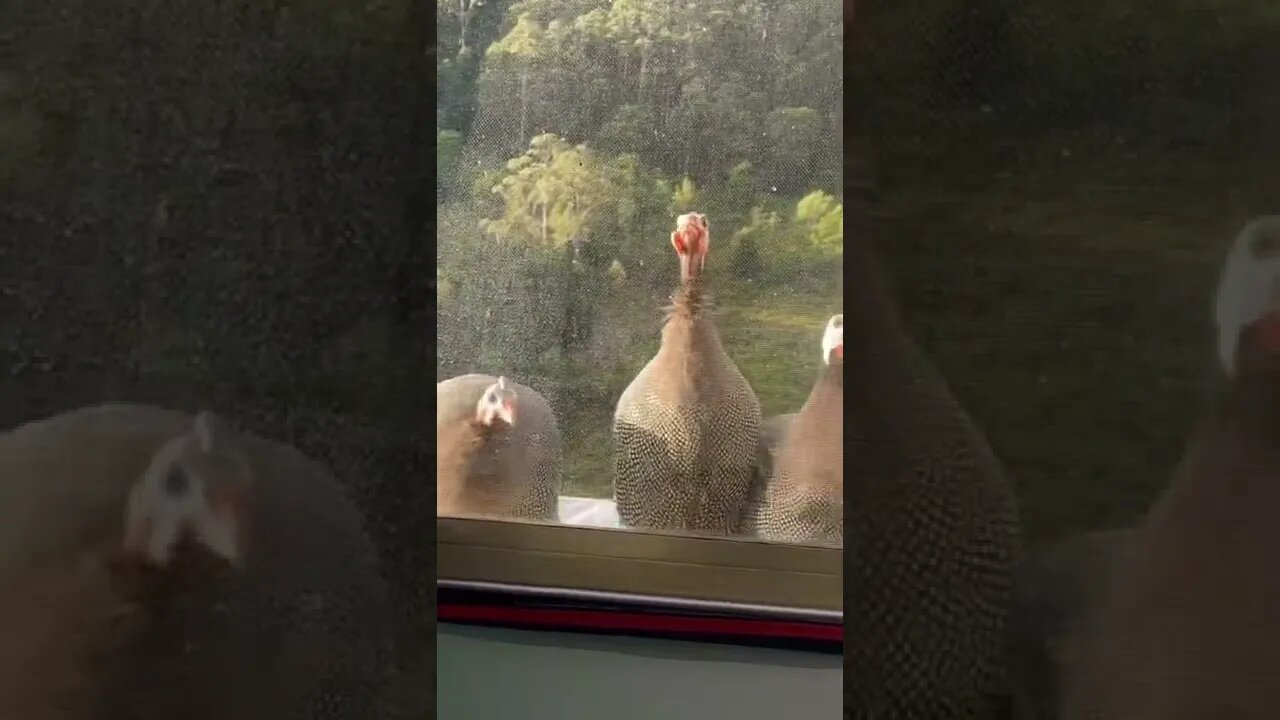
[1066,229,1280,719]
[845,238,1023,719]
[436,373,562,521]
[755,314,844,546]
[613,212,762,535]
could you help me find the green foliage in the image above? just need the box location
[506,0,606,24]
[437,0,511,134]
[607,258,627,285]
[481,133,614,248]
[795,190,837,224]
[595,104,657,157]
[436,129,463,195]
[763,107,825,195]
[487,11,546,58]
[795,191,843,257]
[670,177,699,215]
[810,204,843,256]
[435,0,844,442]
[465,0,840,185]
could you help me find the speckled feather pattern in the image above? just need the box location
[436,374,563,521]
[613,285,762,535]
[846,340,1022,720]
[755,359,843,546]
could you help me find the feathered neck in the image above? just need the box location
[816,357,844,394]
[657,276,725,366]
[666,276,710,322]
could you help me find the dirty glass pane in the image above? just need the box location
[852,0,1279,716]
[0,1,429,716]
[436,1,845,548]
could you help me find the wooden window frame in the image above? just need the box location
[437,516,843,614]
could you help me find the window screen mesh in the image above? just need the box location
[853,0,1280,542]
[0,1,430,714]
[437,0,844,500]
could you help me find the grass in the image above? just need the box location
[874,139,1280,545]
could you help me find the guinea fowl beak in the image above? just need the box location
[499,400,517,426]
[203,484,247,566]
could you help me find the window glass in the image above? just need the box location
[436,0,845,548]
[857,0,1275,546]
[1,1,428,716]
[854,1,1277,716]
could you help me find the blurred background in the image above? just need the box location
[852,1,1280,543]
[0,0,430,707]
[436,0,844,500]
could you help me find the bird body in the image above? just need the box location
[436,374,562,521]
[613,213,762,535]
[1066,310,1280,719]
[845,238,1022,718]
[756,314,844,546]
[1214,216,1280,377]
[1008,529,1132,720]
[0,403,393,719]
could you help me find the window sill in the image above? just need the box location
[437,516,843,613]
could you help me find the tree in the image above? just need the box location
[764,107,824,195]
[467,0,842,183]
[477,133,620,353]
[481,133,614,247]
[670,176,699,215]
[795,190,843,258]
[437,129,464,199]
[478,13,548,154]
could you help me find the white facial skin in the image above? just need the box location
[122,411,249,568]
[475,377,517,427]
[1215,216,1280,377]
[822,314,844,365]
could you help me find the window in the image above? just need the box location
[2,1,429,716]
[853,0,1277,716]
[435,0,843,610]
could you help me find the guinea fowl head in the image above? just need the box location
[1215,215,1280,378]
[122,410,252,570]
[671,212,709,282]
[475,376,517,428]
[822,313,844,365]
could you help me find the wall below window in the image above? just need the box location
[437,623,843,719]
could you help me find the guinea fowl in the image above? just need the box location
[845,235,1022,718]
[1065,307,1280,719]
[0,403,393,720]
[612,212,762,535]
[755,314,844,545]
[1213,216,1280,380]
[1007,528,1132,720]
[436,374,562,521]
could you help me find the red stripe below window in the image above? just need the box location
[438,604,843,642]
